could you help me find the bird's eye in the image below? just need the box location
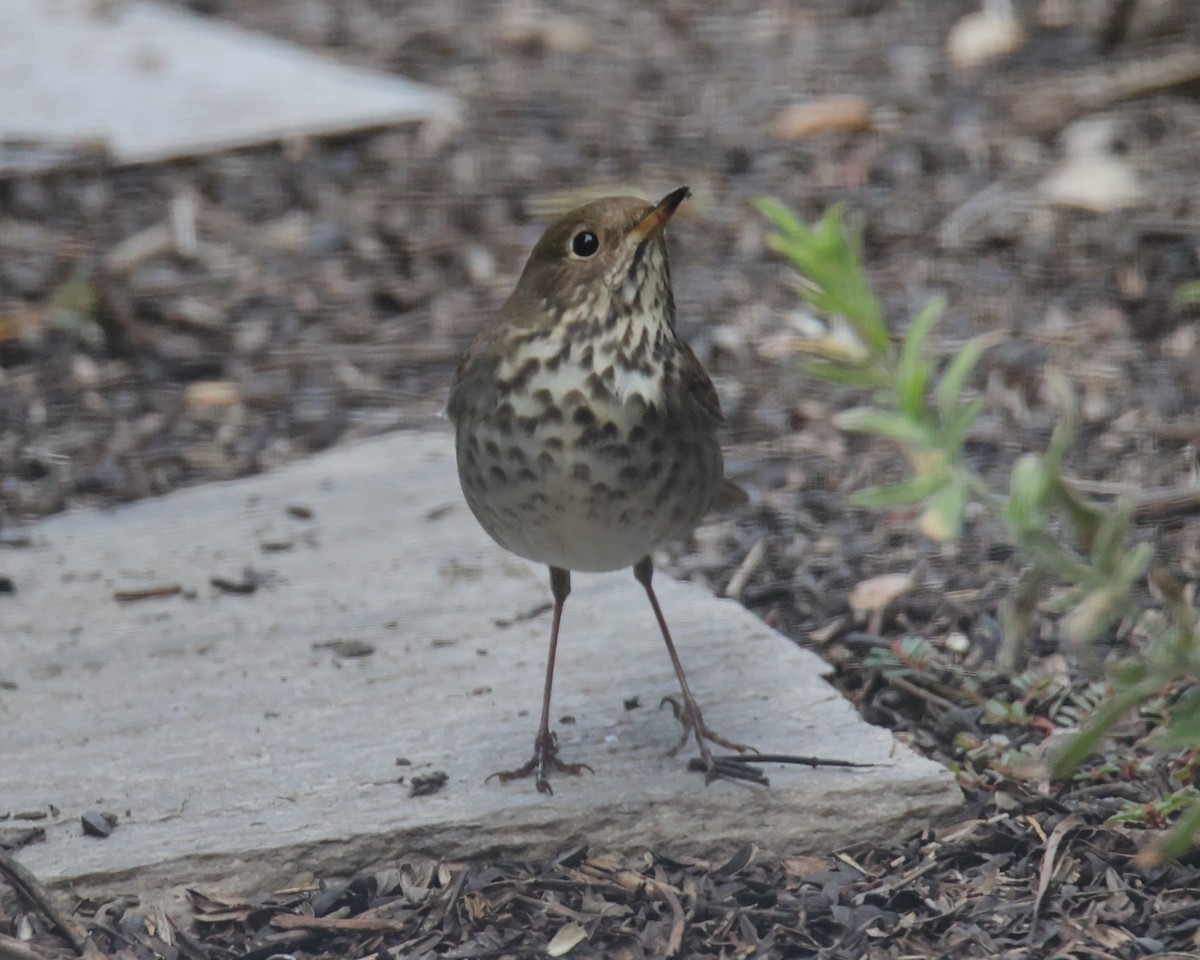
[571,230,599,258]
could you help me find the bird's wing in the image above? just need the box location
[677,340,725,426]
[713,479,749,510]
[447,335,498,423]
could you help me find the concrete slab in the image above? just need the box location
[0,0,460,169]
[0,431,960,898]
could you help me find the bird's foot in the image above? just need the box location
[661,695,763,785]
[485,729,593,795]
[661,694,754,755]
[687,754,771,785]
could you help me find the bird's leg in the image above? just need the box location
[633,557,754,781]
[487,566,592,794]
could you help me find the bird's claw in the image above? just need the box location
[485,730,593,795]
[688,755,770,786]
[659,695,756,755]
[659,694,762,785]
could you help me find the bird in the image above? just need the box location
[448,186,753,793]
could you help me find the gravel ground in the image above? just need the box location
[4,1,1200,957]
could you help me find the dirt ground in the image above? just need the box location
[4,0,1200,957]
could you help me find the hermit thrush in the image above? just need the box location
[448,186,753,793]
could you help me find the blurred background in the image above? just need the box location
[2,0,1199,642]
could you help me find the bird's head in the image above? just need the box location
[512,186,690,328]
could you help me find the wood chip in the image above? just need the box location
[722,539,765,598]
[113,584,182,603]
[849,572,916,630]
[1011,47,1200,133]
[770,95,871,140]
[269,913,410,933]
[1040,152,1145,213]
[545,922,588,956]
[946,6,1024,71]
[183,381,243,409]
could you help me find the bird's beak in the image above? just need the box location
[630,185,690,240]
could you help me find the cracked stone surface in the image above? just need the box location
[1,430,961,899]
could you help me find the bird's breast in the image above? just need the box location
[497,300,675,408]
[454,324,721,571]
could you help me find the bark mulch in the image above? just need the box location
[6,825,1200,958]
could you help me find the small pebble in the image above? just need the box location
[409,771,449,797]
[82,810,118,838]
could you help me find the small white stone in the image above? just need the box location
[947,1,1025,71]
[944,632,970,654]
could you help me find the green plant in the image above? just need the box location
[756,197,1200,862]
[1176,281,1200,308]
[1109,787,1200,830]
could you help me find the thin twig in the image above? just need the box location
[885,675,958,713]
[113,584,182,603]
[1029,815,1084,946]
[872,856,941,895]
[723,539,766,599]
[0,935,44,960]
[421,864,470,931]
[707,754,879,769]
[269,913,410,933]
[0,850,99,959]
[1063,477,1200,522]
[617,873,686,957]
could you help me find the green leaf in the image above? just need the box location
[1107,800,1155,824]
[1150,564,1199,642]
[1114,660,1149,686]
[1175,281,1200,307]
[1114,541,1153,588]
[1043,371,1076,478]
[1052,679,1158,776]
[1023,537,1096,586]
[802,359,891,388]
[919,474,968,541]
[834,408,934,446]
[753,196,810,240]
[1049,477,1104,552]
[1150,797,1200,862]
[1006,454,1048,529]
[942,397,985,450]
[937,332,1000,421]
[1158,788,1200,817]
[895,297,943,419]
[997,565,1046,674]
[851,473,950,508]
[755,199,888,356]
[898,367,930,421]
[1061,587,1122,649]
[1162,690,1200,750]
[1090,497,1135,575]
[827,218,889,355]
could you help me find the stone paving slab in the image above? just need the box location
[0,0,459,169]
[0,431,961,899]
